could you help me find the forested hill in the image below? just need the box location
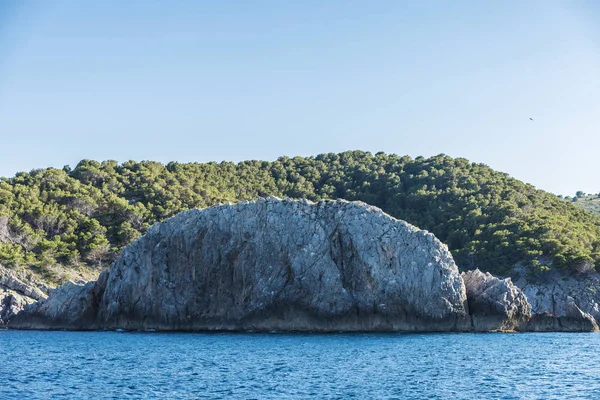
[1,151,599,284]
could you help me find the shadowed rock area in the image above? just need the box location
[10,198,473,332]
[462,269,531,331]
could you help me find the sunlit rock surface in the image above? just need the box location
[10,198,471,332]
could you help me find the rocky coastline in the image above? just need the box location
[0,265,48,325]
[5,198,600,332]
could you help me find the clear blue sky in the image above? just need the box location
[0,1,598,195]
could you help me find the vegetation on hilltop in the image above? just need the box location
[566,193,600,217]
[1,151,599,284]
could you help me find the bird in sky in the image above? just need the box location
[529,117,534,121]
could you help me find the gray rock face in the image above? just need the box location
[516,274,600,332]
[1,290,36,325]
[9,273,107,330]
[523,312,598,333]
[10,198,471,332]
[0,265,47,324]
[462,269,531,331]
[0,266,47,301]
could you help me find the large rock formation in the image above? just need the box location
[11,198,599,333]
[10,198,472,332]
[462,269,531,331]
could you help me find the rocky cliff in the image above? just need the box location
[8,198,600,333]
[10,198,474,331]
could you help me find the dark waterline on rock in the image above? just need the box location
[2,330,600,399]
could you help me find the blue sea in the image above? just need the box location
[1,330,599,399]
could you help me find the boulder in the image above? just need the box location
[462,269,531,331]
[10,198,471,332]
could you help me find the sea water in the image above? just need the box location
[1,330,599,399]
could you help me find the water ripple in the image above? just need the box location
[2,331,600,399]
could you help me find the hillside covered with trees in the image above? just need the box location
[1,151,599,285]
